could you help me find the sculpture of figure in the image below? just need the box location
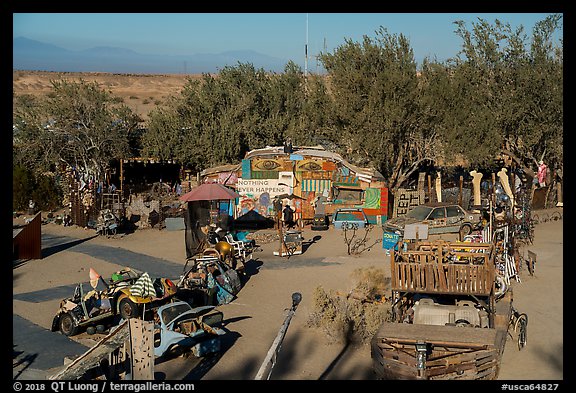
[435,171,442,202]
[497,168,515,207]
[469,170,483,207]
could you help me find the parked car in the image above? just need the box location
[153,300,225,358]
[382,202,482,241]
[51,268,177,336]
[332,207,369,230]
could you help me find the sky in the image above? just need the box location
[13,13,562,69]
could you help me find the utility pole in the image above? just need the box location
[304,13,308,78]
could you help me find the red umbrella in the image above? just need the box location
[179,183,240,202]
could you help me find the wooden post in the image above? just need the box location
[128,318,154,380]
[491,173,496,207]
[557,177,563,206]
[278,210,283,256]
[120,159,123,197]
[427,175,432,202]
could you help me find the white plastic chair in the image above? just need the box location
[224,234,247,260]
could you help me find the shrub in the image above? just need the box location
[306,270,392,345]
[13,165,62,211]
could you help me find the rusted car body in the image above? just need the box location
[153,300,225,358]
[51,268,177,336]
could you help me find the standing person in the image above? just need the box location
[537,160,548,188]
[283,204,295,229]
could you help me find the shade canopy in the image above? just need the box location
[179,183,240,202]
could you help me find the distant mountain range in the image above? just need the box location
[13,37,290,74]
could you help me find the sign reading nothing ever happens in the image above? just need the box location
[236,178,290,197]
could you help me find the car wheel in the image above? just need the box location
[118,297,141,320]
[59,313,79,336]
[459,224,472,241]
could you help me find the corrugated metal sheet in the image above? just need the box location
[13,213,42,260]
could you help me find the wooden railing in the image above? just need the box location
[390,241,495,296]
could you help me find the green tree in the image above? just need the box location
[320,27,442,191]
[450,15,563,180]
[13,79,142,182]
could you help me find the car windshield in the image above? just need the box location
[161,303,192,326]
[405,205,433,220]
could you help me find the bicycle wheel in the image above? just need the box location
[514,313,528,350]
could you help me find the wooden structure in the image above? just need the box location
[49,318,154,380]
[390,241,495,297]
[372,241,512,380]
[13,212,42,260]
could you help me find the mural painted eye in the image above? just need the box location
[299,161,322,171]
[254,160,281,171]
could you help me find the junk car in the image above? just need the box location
[311,214,329,231]
[332,207,370,230]
[51,268,177,336]
[153,300,225,358]
[177,253,242,307]
[382,202,482,241]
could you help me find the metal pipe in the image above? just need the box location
[255,292,302,380]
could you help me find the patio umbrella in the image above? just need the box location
[179,183,240,202]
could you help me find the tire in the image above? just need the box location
[455,319,471,327]
[59,313,79,336]
[118,297,140,320]
[458,224,472,241]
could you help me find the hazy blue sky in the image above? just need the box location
[13,13,561,68]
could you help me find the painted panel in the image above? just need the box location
[393,188,425,218]
[250,171,279,179]
[322,161,337,171]
[236,178,290,197]
[296,160,323,172]
[301,191,316,219]
[251,158,292,172]
[241,159,251,180]
[301,179,332,193]
[380,187,389,217]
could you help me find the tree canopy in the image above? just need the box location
[13,15,562,195]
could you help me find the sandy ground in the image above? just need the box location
[13,70,194,121]
[12,208,563,381]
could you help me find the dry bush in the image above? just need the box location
[349,266,391,303]
[306,267,392,344]
[306,286,350,344]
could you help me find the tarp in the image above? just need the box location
[184,202,209,259]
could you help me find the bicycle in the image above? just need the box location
[508,306,528,350]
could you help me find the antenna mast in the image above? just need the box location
[305,13,308,77]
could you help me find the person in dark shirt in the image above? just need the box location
[283,204,296,229]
